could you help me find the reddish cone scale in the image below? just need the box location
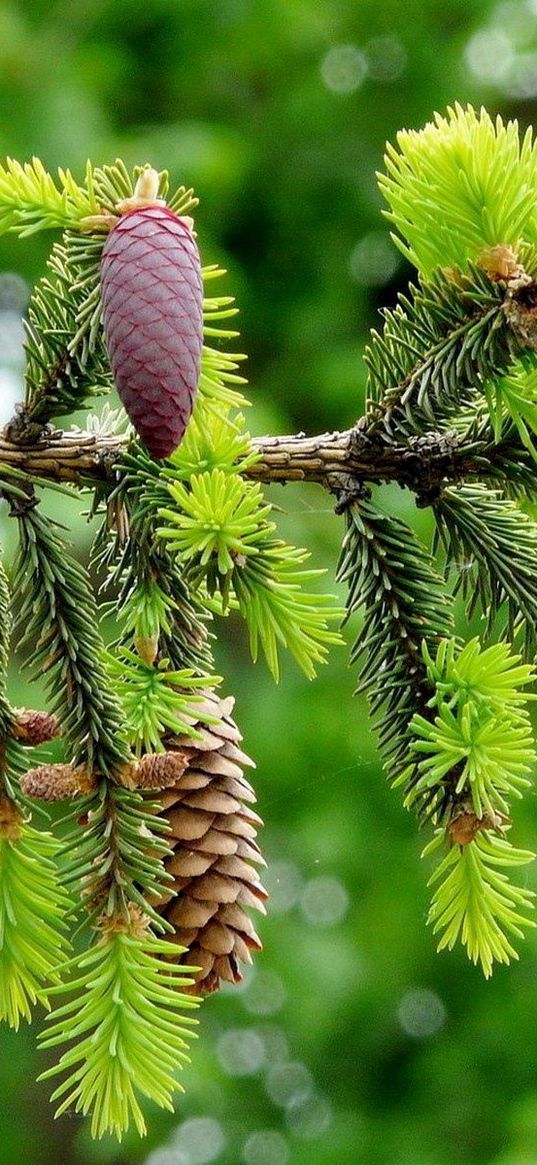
[100,205,203,459]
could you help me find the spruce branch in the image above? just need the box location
[8,488,131,776]
[364,263,517,435]
[5,107,537,1139]
[409,682,535,819]
[19,236,112,433]
[434,483,537,654]
[379,104,537,276]
[337,494,454,801]
[0,552,72,1029]
[39,914,199,1139]
[484,354,537,458]
[59,782,174,927]
[2,411,537,498]
[157,460,344,681]
[0,157,97,237]
[423,829,535,977]
[0,817,71,1028]
[407,637,537,973]
[107,651,221,755]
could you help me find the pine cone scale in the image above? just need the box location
[188,828,241,856]
[166,807,215,840]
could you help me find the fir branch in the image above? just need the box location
[379,104,537,276]
[0,818,71,1028]
[39,917,199,1139]
[423,829,536,977]
[9,490,131,776]
[337,494,454,800]
[0,157,96,237]
[433,483,537,655]
[364,264,516,435]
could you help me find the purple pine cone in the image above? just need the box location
[100,206,203,459]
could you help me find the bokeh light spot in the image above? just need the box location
[257,1024,290,1066]
[243,969,287,1017]
[365,37,407,82]
[263,860,303,914]
[0,272,28,312]
[0,310,25,365]
[397,989,447,1039]
[300,874,349,927]
[172,1117,226,1164]
[265,1061,313,1108]
[504,51,537,98]
[145,1151,189,1165]
[320,45,367,93]
[465,28,514,83]
[349,233,399,287]
[285,1093,333,1139]
[217,1027,266,1076]
[243,1129,290,1165]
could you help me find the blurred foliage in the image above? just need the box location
[2,0,537,1163]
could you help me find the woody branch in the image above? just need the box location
[0,422,496,496]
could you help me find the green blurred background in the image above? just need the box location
[2,1,537,1163]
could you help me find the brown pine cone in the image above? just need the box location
[154,691,267,994]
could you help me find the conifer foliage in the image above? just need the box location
[0,158,342,1137]
[2,106,537,1135]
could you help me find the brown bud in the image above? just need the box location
[448,807,507,847]
[134,750,190,789]
[0,796,23,840]
[477,244,524,282]
[448,811,483,847]
[12,709,61,745]
[21,762,97,801]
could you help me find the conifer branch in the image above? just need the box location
[5,483,131,777]
[5,111,537,1139]
[0,420,535,494]
[337,494,454,802]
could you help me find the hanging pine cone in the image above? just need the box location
[100,172,203,461]
[149,691,267,993]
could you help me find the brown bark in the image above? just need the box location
[0,422,483,494]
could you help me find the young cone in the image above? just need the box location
[151,691,267,992]
[100,202,203,459]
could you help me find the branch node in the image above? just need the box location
[332,475,370,514]
[4,404,57,447]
